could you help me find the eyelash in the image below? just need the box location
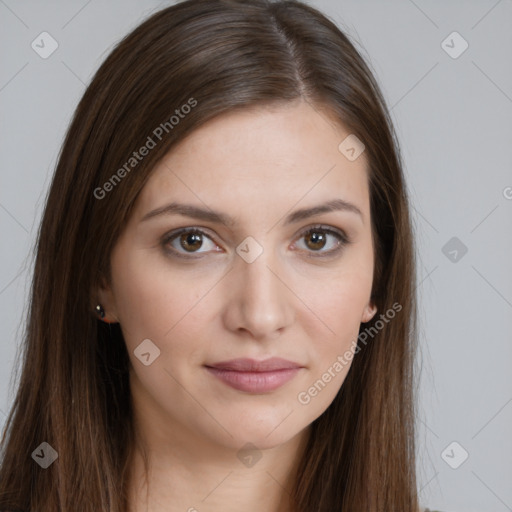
[161,224,351,260]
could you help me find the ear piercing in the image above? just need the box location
[95,304,106,319]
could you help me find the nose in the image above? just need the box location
[222,249,295,341]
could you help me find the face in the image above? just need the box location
[98,100,377,454]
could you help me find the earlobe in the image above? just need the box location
[94,303,119,324]
[93,277,119,324]
[361,302,377,323]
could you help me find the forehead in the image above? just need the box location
[134,101,370,221]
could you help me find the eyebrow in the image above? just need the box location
[140,198,363,226]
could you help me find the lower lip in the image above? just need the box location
[205,367,302,393]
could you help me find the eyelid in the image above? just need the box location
[161,227,220,259]
[292,224,351,257]
[161,224,351,259]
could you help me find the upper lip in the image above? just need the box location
[205,357,303,372]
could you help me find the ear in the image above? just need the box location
[93,274,120,324]
[361,301,377,324]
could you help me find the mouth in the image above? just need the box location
[204,357,304,393]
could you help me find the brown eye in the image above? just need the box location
[162,228,219,258]
[179,231,204,252]
[161,225,350,261]
[304,230,328,251]
[295,225,350,257]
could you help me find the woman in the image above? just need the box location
[0,0,439,510]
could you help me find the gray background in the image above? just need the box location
[1,1,511,511]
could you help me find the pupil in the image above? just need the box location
[308,231,325,250]
[181,232,202,252]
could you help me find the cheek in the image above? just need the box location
[309,279,369,359]
[294,269,372,414]
[303,254,374,336]
[325,277,371,330]
[298,254,374,377]
[109,246,223,372]
[109,247,195,346]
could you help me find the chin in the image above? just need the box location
[223,422,303,451]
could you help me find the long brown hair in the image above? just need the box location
[0,0,419,510]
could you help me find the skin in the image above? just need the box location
[98,99,378,512]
